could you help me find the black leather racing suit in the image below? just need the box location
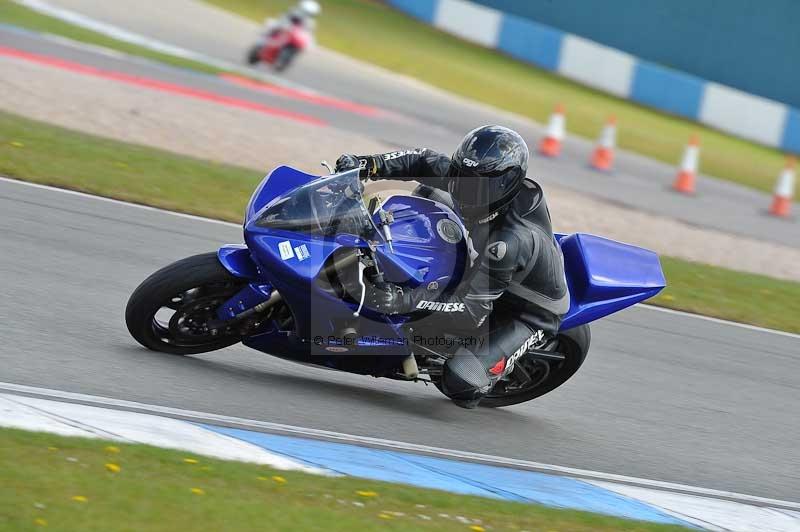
[353,148,570,402]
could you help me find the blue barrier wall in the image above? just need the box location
[470,0,800,109]
[497,13,563,71]
[385,0,800,154]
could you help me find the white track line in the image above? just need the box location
[1,381,797,511]
[0,393,325,472]
[0,175,240,228]
[2,175,798,340]
[635,304,800,340]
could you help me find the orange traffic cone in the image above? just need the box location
[769,156,795,218]
[673,134,700,194]
[539,103,565,157]
[590,116,616,171]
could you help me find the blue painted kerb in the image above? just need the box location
[203,424,690,526]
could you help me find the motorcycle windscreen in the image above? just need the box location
[252,170,380,240]
[246,165,319,223]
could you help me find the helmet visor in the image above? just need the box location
[447,163,523,213]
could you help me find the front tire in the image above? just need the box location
[246,44,262,65]
[125,253,246,355]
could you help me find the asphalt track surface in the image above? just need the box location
[1,177,798,502]
[5,0,800,249]
[2,0,799,505]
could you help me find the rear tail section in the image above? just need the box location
[558,233,665,330]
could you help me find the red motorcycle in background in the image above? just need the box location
[246,2,319,72]
[246,18,313,72]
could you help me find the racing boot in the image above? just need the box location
[440,347,497,409]
[441,329,547,409]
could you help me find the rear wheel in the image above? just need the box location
[479,324,591,408]
[125,253,246,355]
[273,45,297,71]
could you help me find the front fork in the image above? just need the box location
[213,246,278,329]
[212,244,361,328]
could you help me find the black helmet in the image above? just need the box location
[447,125,528,221]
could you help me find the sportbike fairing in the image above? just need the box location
[214,166,664,373]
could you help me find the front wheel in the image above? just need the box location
[246,44,262,65]
[479,324,591,408]
[125,253,246,355]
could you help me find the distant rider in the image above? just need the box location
[261,0,320,39]
[336,125,570,408]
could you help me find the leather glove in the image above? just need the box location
[335,154,361,173]
[335,154,379,179]
[365,283,412,315]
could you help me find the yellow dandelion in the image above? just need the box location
[104,445,120,453]
[661,294,676,301]
[10,141,24,148]
[257,476,269,481]
[378,513,393,520]
[71,495,88,503]
[190,487,205,495]
[183,458,199,464]
[47,446,58,451]
[105,463,121,473]
[271,476,287,484]
[34,517,47,527]
[470,526,486,532]
[356,490,378,498]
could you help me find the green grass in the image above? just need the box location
[207,0,794,198]
[653,257,800,333]
[1,108,799,333]
[0,0,225,75]
[0,427,690,532]
[0,110,261,221]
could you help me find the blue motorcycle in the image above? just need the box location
[126,166,665,407]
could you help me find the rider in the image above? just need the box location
[335,125,570,408]
[262,0,320,36]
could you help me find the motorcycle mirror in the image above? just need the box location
[367,196,379,214]
[320,160,334,174]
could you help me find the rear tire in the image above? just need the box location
[125,253,246,355]
[479,324,591,408]
[273,45,297,72]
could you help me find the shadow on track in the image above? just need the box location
[119,344,545,425]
